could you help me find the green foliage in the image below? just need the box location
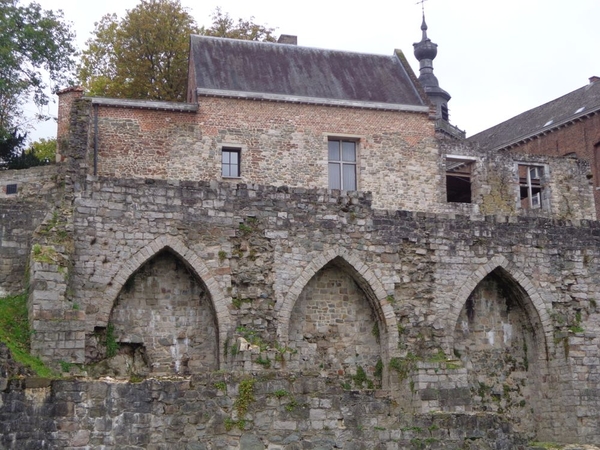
[273,389,288,398]
[79,2,277,102]
[28,138,56,162]
[284,397,298,412]
[389,353,418,381]
[238,223,253,235]
[0,0,76,132]
[255,355,271,368]
[59,360,72,373]
[374,358,383,381]
[0,130,51,170]
[31,244,60,264]
[231,297,252,309]
[236,326,267,350]
[79,0,197,101]
[371,322,380,343]
[224,417,246,431]
[214,381,227,392]
[218,250,227,262]
[0,293,54,377]
[233,378,255,423]
[202,8,276,42]
[353,366,367,386]
[105,323,119,358]
[427,349,447,363]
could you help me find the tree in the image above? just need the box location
[28,137,56,162]
[202,8,276,42]
[0,130,51,170]
[0,0,76,131]
[78,1,277,102]
[79,0,199,101]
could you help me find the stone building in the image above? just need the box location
[470,76,600,216]
[1,18,600,448]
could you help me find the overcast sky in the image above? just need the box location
[30,0,600,140]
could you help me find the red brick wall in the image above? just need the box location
[56,87,84,161]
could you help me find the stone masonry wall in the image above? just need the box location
[0,165,59,296]
[21,176,600,443]
[0,374,529,450]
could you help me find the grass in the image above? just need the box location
[0,293,55,377]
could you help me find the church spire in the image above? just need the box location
[413,13,451,122]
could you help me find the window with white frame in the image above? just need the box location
[328,139,356,190]
[221,148,241,178]
[518,164,545,209]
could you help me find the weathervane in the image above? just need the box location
[416,0,428,13]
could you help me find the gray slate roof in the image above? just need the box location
[469,78,600,151]
[188,35,428,110]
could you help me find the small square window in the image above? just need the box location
[222,148,241,178]
[328,139,356,191]
[518,164,546,209]
[5,184,17,195]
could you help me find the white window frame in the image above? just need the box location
[221,147,241,178]
[328,138,357,191]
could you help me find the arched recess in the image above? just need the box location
[99,236,231,370]
[448,255,553,433]
[445,254,554,358]
[277,248,398,365]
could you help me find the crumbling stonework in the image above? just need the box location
[1,58,600,449]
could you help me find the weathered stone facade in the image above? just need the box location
[1,40,600,449]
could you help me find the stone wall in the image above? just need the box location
[0,165,59,296]
[0,374,529,450]
[19,175,600,443]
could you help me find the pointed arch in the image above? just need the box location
[445,254,554,357]
[277,247,398,355]
[101,235,231,366]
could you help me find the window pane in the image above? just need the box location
[229,151,238,164]
[329,163,341,189]
[342,141,356,162]
[343,163,356,190]
[222,151,229,164]
[328,141,340,161]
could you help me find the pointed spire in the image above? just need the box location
[413,13,451,122]
[421,13,428,41]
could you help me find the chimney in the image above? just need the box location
[56,86,84,162]
[590,76,600,84]
[277,35,297,45]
